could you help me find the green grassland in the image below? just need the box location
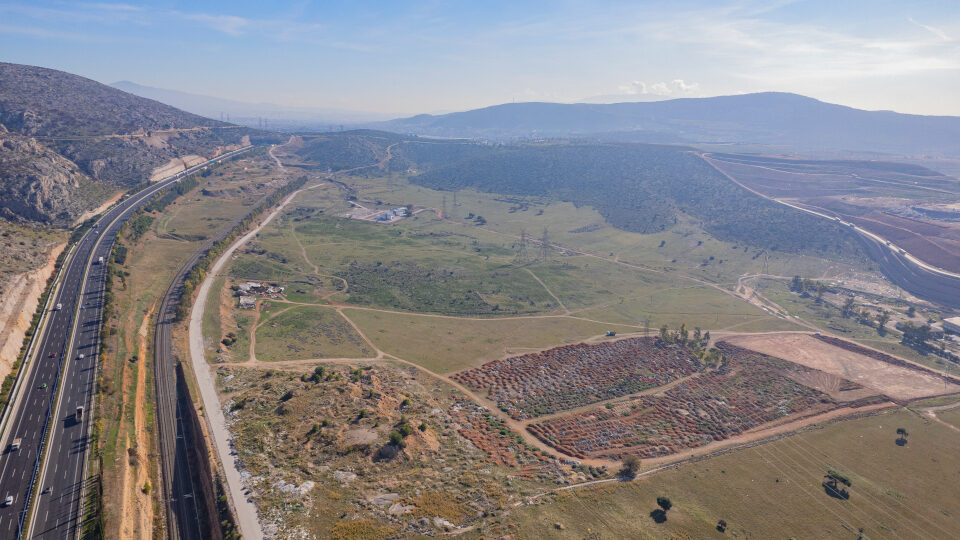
[211,169,847,374]
[254,305,373,361]
[937,406,960,429]
[346,173,865,285]
[344,308,639,374]
[476,407,960,539]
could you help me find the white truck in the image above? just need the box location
[75,406,84,421]
[9,438,21,451]
[55,303,62,311]
[97,256,104,265]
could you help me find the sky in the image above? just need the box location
[1,0,959,117]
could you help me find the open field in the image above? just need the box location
[707,153,960,274]
[487,407,960,539]
[199,141,960,538]
[254,305,373,362]
[345,308,638,374]
[723,333,960,400]
[751,277,958,371]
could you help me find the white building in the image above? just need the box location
[943,316,960,335]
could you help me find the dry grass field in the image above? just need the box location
[724,333,960,400]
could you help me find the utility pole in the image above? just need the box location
[515,229,530,263]
[539,228,550,262]
[441,195,447,219]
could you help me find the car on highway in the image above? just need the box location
[9,438,21,451]
[41,487,51,495]
[49,352,57,358]
[3,495,12,507]
[78,353,84,360]
[38,383,47,390]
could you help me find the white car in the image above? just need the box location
[3,495,12,507]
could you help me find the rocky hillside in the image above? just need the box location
[0,62,264,224]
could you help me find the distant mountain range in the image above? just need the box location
[379,93,960,159]
[110,81,394,128]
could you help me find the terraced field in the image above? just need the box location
[452,337,700,419]
[527,344,852,460]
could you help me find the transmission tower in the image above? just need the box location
[515,229,530,263]
[539,228,550,262]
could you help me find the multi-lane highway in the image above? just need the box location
[0,146,251,539]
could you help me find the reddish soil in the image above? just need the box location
[526,345,854,460]
[449,400,551,468]
[452,338,699,420]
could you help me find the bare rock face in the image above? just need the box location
[0,133,93,224]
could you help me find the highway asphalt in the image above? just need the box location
[0,146,250,539]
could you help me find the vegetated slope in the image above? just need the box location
[0,63,222,136]
[288,130,408,171]
[382,92,960,158]
[0,62,268,224]
[399,140,866,259]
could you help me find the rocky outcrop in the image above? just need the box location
[0,134,94,224]
[0,61,262,224]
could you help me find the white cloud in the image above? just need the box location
[617,79,700,97]
[908,17,952,42]
[182,13,250,36]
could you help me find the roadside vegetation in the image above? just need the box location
[92,153,286,538]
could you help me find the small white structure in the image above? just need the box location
[943,316,960,335]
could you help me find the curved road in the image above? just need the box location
[0,146,251,539]
[703,153,960,308]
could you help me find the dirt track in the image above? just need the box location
[723,333,960,400]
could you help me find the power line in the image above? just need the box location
[516,228,530,263]
[539,228,550,262]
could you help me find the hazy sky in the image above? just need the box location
[1,0,959,116]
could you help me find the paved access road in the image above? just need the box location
[0,146,251,539]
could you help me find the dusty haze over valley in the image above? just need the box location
[2,2,960,539]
